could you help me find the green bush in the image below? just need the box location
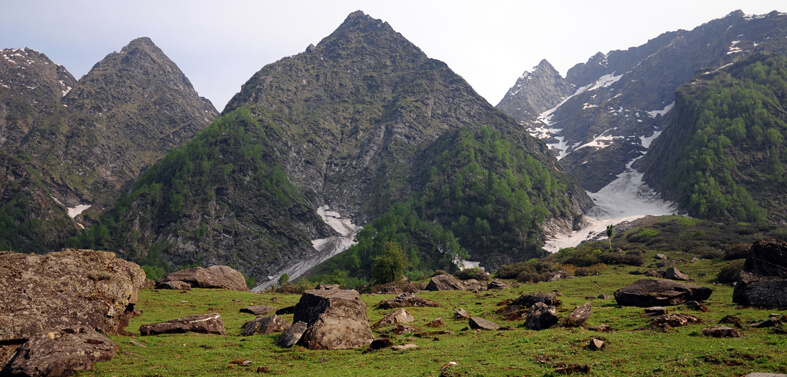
[454,267,490,281]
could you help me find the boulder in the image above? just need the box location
[425,274,465,291]
[276,321,307,348]
[652,313,703,328]
[371,308,414,329]
[453,308,471,319]
[614,279,712,307]
[2,326,117,377]
[525,302,559,330]
[369,337,394,350]
[156,280,191,290]
[733,239,787,309]
[665,267,690,281]
[702,326,743,338]
[564,303,592,327]
[469,317,500,330]
[139,313,226,335]
[487,280,509,290]
[509,293,561,307]
[718,315,743,329]
[275,305,296,315]
[293,289,374,350]
[752,318,782,328]
[240,306,277,316]
[376,293,440,309]
[587,338,605,351]
[156,266,248,291]
[643,306,668,316]
[644,269,665,278]
[240,315,290,336]
[0,249,147,343]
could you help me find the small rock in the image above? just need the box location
[665,267,691,281]
[240,306,277,316]
[314,283,340,290]
[391,343,418,351]
[487,280,509,290]
[718,315,743,328]
[453,308,471,319]
[564,303,592,328]
[510,293,561,307]
[241,315,289,336]
[655,254,668,260]
[590,324,612,333]
[587,338,605,351]
[702,326,743,338]
[425,318,445,328]
[752,318,782,328]
[468,317,499,330]
[644,270,665,278]
[369,337,394,350]
[371,308,414,329]
[554,364,591,374]
[426,274,465,291]
[597,294,610,300]
[652,313,703,328]
[275,305,295,315]
[157,280,191,290]
[393,325,418,335]
[276,321,307,348]
[525,302,558,330]
[685,301,709,312]
[643,306,668,316]
[377,293,440,309]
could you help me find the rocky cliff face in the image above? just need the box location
[90,11,591,285]
[498,10,787,192]
[496,59,574,126]
[0,38,218,252]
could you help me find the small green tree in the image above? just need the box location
[606,224,614,250]
[278,273,290,286]
[372,242,409,285]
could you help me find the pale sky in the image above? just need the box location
[2,1,785,112]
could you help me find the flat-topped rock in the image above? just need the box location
[156,266,248,291]
[240,306,277,316]
[426,274,465,291]
[293,289,374,350]
[139,313,226,335]
[614,279,712,307]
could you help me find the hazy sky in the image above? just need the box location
[2,1,785,111]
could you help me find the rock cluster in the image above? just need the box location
[733,239,787,309]
[614,279,712,307]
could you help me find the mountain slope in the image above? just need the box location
[640,53,787,224]
[83,11,591,286]
[498,10,787,192]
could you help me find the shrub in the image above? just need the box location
[454,267,490,281]
[627,228,660,243]
[717,260,745,284]
[516,271,553,283]
[725,243,751,260]
[575,263,607,277]
[496,260,555,279]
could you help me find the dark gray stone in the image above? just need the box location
[525,302,558,330]
[276,321,307,348]
[733,239,787,309]
[469,317,500,330]
[614,279,712,307]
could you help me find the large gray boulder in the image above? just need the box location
[525,302,559,330]
[425,274,465,291]
[139,313,226,335]
[614,279,712,307]
[0,249,147,344]
[2,326,117,377]
[156,266,248,291]
[293,289,374,350]
[733,239,787,309]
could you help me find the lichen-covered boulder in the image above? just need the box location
[293,289,374,350]
[155,266,248,291]
[0,249,147,343]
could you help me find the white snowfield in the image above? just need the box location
[253,205,361,292]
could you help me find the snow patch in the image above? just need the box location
[589,73,623,91]
[639,131,662,149]
[575,134,623,151]
[728,40,742,55]
[67,204,91,219]
[253,205,361,292]
[646,102,674,118]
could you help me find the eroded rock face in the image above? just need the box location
[2,326,117,377]
[425,274,465,291]
[614,279,712,307]
[156,266,248,291]
[733,239,787,309]
[293,289,374,350]
[0,249,147,343]
[139,313,226,336]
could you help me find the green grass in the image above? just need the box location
[83,255,786,376]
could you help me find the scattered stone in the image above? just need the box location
[525,302,559,330]
[597,294,610,300]
[140,313,226,335]
[752,318,782,328]
[564,303,592,327]
[425,318,445,328]
[276,322,307,348]
[369,337,394,350]
[643,306,668,316]
[2,326,118,377]
[0,249,147,343]
[487,280,509,290]
[614,279,713,307]
[685,301,709,312]
[554,364,591,374]
[391,343,418,351]
[510,293,561,307]
[275,305,295,315]
[702,326,743,338]
[371,308,414,329]
[426,274,466,291]
[652,313,703,328]
[156,266,248,291]
[156,280,191,290]
[393,325,418,335]
[453,308,471,320]
[293,289,374,350]
[585,296,596,300]
[376,293,440,309]
[229,359,253,366]
[665,267,691,281]
[644,269,665,278]
[469,317,499,330]
[240,306,278,316]
[590,324,612,333]
[733,239,787,309]
[587,338,605,351]
[655,254,668,260]
[718,315,743,329]
[241,315,290,336]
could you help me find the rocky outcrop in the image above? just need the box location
[733,239,787,309]
[614,279,712,307]
[1,326,117,377]
[371,308,414,329]
[426,274,465,291]
[139,313,226,336]
[496,59,575,124]
[293,289,374,350]
[240,315,289,336]
[0,249,146,342]
[155,266,248,291]
[525,302,559,330]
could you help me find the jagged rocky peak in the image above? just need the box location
[565,51,609,87]
[496,59,574,123]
